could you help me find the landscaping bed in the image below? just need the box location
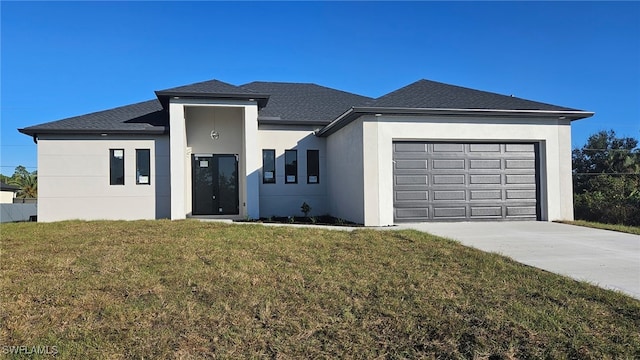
[236,215,362,227]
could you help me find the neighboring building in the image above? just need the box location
[0,181,19,203]
[0,181,36,223]
[19,79,593,225]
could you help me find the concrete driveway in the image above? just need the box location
[396,221,640,300]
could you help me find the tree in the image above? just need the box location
[572,130,640,225]
[8,166,38,199]
[0,173,10,184]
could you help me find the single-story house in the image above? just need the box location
[0,181,19,204]
[19,78,593,225]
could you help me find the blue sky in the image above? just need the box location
[1,1,639,175]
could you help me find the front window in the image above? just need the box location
[263,149,276,184]
[307,150,319,184]
[285,150,297,184]
[136,149,150,185]
[110,149,125,185]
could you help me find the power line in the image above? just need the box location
[577,148,638,152]
[573,173,640,175]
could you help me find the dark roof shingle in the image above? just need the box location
[157,79,258,95]
[240,82,372,124]
[19,78,591,137]
[370,79,578,111]
[19,100,166,136]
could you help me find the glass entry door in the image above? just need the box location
[192,154,239,215]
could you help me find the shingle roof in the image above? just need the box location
[18,78,592,137]
[19,100,166,136]
[155,79,269,108]
[1,181,19,192]
[240,82,372,124]
[157,79,258,95]
[370,79,578,111]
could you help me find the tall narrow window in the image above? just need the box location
[307,150,319,184]
[262,149,276,184]
[285,150,297,184]
[110,149,125,185]
[136,149,150,185]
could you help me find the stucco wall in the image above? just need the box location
[257,125,328,217]
[357,115,574,226]
[37,134,170,222]
[326,118,365,224]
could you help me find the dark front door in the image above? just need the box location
[192,154,239,215]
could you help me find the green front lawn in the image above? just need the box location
[561,220,640,235]
[1,220,638,359]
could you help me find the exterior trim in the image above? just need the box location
[316,107,595,137]
[18,128,168,137]
[155,91,270,108]
[258,118,330,127]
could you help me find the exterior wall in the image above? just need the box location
[169,98,260,220]
[326,118,365,224]
[0,190,16,204]
[37,134,170,222]
[356,115,574,226]
[257,125,328,218]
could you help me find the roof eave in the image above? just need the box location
[258,118,330,127]
[354,106,594,119]
[1,183,20,192]
[316,107,595,137]
[18,127,168,137]
[155,91,270,108]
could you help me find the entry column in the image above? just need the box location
[169,101,187,220]
[243,104,260,219]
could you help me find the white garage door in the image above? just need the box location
[393,142,539,222]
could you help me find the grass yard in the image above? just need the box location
[1,220,639,359]
[560,220,640,235]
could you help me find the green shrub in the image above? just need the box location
[574,174,640,226]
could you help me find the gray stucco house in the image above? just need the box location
[19,78,593,225]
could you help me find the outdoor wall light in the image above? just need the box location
[211,113,220,140]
